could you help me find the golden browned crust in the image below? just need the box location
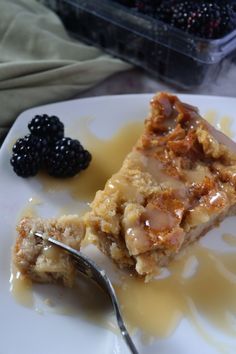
[85,92,236,277]
[14,215,85,286]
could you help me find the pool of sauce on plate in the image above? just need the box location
[115,242,236,339]
[205,111,233,138]
[10,267,34,308]
[204,110,217,125]
[11,116,236,348]
[18,197,42,219]
[222,233,236,247]
[218,116,233,138]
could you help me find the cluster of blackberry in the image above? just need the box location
[10,115,91,178]
[114,0,236,39]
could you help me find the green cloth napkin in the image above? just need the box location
[0,0,131,142]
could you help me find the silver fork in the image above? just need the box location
[35,232,138,354]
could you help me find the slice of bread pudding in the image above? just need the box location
[14,215,85,286]
[84,92,236,277]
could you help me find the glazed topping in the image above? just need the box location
[142,192,185,233]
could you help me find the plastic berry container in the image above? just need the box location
[38,0,236,89]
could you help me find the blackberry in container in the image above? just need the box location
[38,0,236,89]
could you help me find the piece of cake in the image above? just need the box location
[14,215,85,286]
[85,92,236,277]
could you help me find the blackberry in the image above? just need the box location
[156,0,236,39]
[12,134,49,164]
[156,1,192,30]
[10,152,40,177]
[10,134,47,177]
[45,137,92,178]
[28,114,64,143]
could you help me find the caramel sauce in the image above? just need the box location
[19,197,41,219]
[37,119,143,202]
[218,116,233,138]
[222,233,236,247]
[10,267,33,308]
[115,243,236,339]
[11,117,236,349]
[204,110,217,125]
[204,110,233,138]
[57,205,90,217]
[143,207,177,231]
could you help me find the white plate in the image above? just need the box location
[1,94,236,354]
